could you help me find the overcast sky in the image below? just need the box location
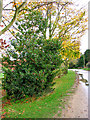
[72,0,89,54]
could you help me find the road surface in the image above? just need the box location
[61,69,89,118]
[54,69,89,118]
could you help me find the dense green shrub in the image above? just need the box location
[69,62,75,69]
[69,61,78,69]
[2,10,62,99]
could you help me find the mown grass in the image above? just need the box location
[83,68,90,71]
[2,70,76,118]
[0,73,3,90]
[0,73,3,78]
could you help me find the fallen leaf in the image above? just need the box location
[37,110,41,111]
[1,115,5,119]
[2,112,6,115]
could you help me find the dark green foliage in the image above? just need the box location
[77,55,84,68]
[69,61,78,69]
[69,62,75,69]
[2,10,62,99]
[69,55,84,69]
[84,49,90,66]
[86,62,90,68]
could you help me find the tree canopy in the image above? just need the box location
[0,0,88,65]
[84,49,90,66]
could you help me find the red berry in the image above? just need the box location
[7,45,9,47]
[0,25,4,27]
[5,46,7,48]
[4,40,6,44]
[9,37,12,40]
[1,42,4,45]
[5,45,9,48]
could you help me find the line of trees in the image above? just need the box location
[69,49,90,69]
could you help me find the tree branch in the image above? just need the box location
[51,2,69,37]
[0,9,18,36]
[51,5,64,37]
[3,2,13,9]
[2,20,17,38]
[3,9,15,11]
[17,0,27,10]
[2,16,19,31]
[0,0,27,36]
[14,0,17,9]
[0,0,72,36]
[19,1,63,13]
[59,21,81,38]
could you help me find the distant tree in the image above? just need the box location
[69,61,75,69]
[69,59,78,69]
[77,54,84,68]
[84,49,90,66]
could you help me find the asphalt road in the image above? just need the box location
[69,69,89,119]
[61,69,89,118]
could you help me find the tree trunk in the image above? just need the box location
[64,60,68,74]
[0,0,3,24]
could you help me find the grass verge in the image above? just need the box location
[83,68,90,71]
[2,70,76,118]
[0,73,3,78]
[0,73,3,90]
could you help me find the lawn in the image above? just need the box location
[0,73,3,90]
[83,68,90,71]
[0,73,3,78]
[2,70,76,118]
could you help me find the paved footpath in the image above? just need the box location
[61,81,88,118]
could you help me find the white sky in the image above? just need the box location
[72,0,89,54]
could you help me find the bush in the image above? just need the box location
[86,62,90,68]
[84,49,90,66]
[69,62,75,69]
[2,10,62,99]
[76,55,84,68]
